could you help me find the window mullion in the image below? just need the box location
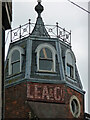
[39,57,53,61]
[11,59,20,64]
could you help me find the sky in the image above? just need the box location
[5,0,89,113]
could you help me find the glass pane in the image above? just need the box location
[12,62,20,74]
[39,59,53,71]
[71,67,73,78]
[45,48,52,58]
[67,53,73,64]
[11,50,20,62]
[71,100,76,113]
[40,48,52,58]
[67,64,73,78]
[71,99,78,114]
[40,48,44,58]
[67,65,71,77]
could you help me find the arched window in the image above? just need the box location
[11,50,20,74]
[65,49,76,79]
[35,43,56,72]
[8,46,24,75]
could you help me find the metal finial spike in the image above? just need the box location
[37,0,41,3]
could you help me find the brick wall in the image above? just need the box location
[5,82,84,119]
[5,82,30,118]
[65,86,84,118]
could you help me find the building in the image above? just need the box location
[5,1,86,119]
[0,2,2,119]
[0,1,12,119]
[88,1,90,114]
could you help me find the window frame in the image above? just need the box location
[67,63,74,78]
[70,95,81,118]
[8,46,25,75]
[35,43,56,73]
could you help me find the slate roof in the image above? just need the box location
[31,16,50,37]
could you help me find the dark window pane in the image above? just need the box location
[40,48,44,58]
[71,99,78,115]
[45,48,52,58]
[67,65,71,77]
[67,64,73,78]
[71,67,73,78]
[11,50,20,62]
[12,62,20,74]
[71,100,76,113]
[40,48,52,58]
[39,59,53,71]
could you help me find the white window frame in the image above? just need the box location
[35,43,56,72]
[8,46,25,75]
[65,49,76,79]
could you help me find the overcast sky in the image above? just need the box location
[5,0,89,112]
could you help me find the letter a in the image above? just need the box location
[42,86,50,100]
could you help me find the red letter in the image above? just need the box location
[42,86,50,100]
[54,87,61,101]
[35,85,41,99]
[27,84,34,99]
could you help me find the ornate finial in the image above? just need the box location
[35,0,44,17]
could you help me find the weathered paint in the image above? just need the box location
[27,82,65,103]
[5,82,84,118]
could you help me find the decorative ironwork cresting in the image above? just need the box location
[6,19,71,46]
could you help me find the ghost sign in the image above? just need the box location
[27,82,65,103]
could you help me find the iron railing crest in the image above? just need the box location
[6,20,71,46]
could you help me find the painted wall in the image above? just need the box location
[5,82,84,119]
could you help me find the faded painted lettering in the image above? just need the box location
[27,83,65,103]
